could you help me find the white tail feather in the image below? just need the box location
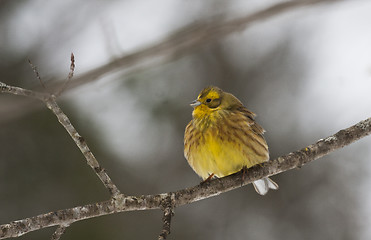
[252,177,279,195]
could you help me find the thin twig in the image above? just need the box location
[158,195,175,240]
[55,53,75,97]
[0,116,370,239]
[50,225,68,240]
[158,207,174,240]
[0,82,121,197]
[44,97,121,196]
[28,59,46,89]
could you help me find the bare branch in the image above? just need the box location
[1,116,370,239]
[158,207,174,240]
[50,225,68,240]
[28,59,46,89]
[158,195,175,240]
[0,81,49,101]
[0,82,121,197]
[44,97,121,196]
[55,53,75,97]
[65,0,340,90]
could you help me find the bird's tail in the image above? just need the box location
[252,177,279,195]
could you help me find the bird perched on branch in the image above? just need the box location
[184,86,278,195]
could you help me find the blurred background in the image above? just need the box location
[1,0,371,239]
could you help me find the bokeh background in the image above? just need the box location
[1,0,371,239]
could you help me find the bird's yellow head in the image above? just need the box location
[191,86,222,108]
[190,86,242,121]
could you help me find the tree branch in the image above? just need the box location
[64,0,341,90]
[158,207,174,240]
[158,195,175,240]
[55,53,75,97]
[28,59,46,89]
[50,225,68,240]
[0,81,121,197]
[0,115,369,239]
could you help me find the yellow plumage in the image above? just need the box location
[184,86,278,195]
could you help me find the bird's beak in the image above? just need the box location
[190,100,201,107]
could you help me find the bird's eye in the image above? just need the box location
[206,98,212,103]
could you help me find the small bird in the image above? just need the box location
[184,86,278,195]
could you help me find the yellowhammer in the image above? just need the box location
[184,86,278,195]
